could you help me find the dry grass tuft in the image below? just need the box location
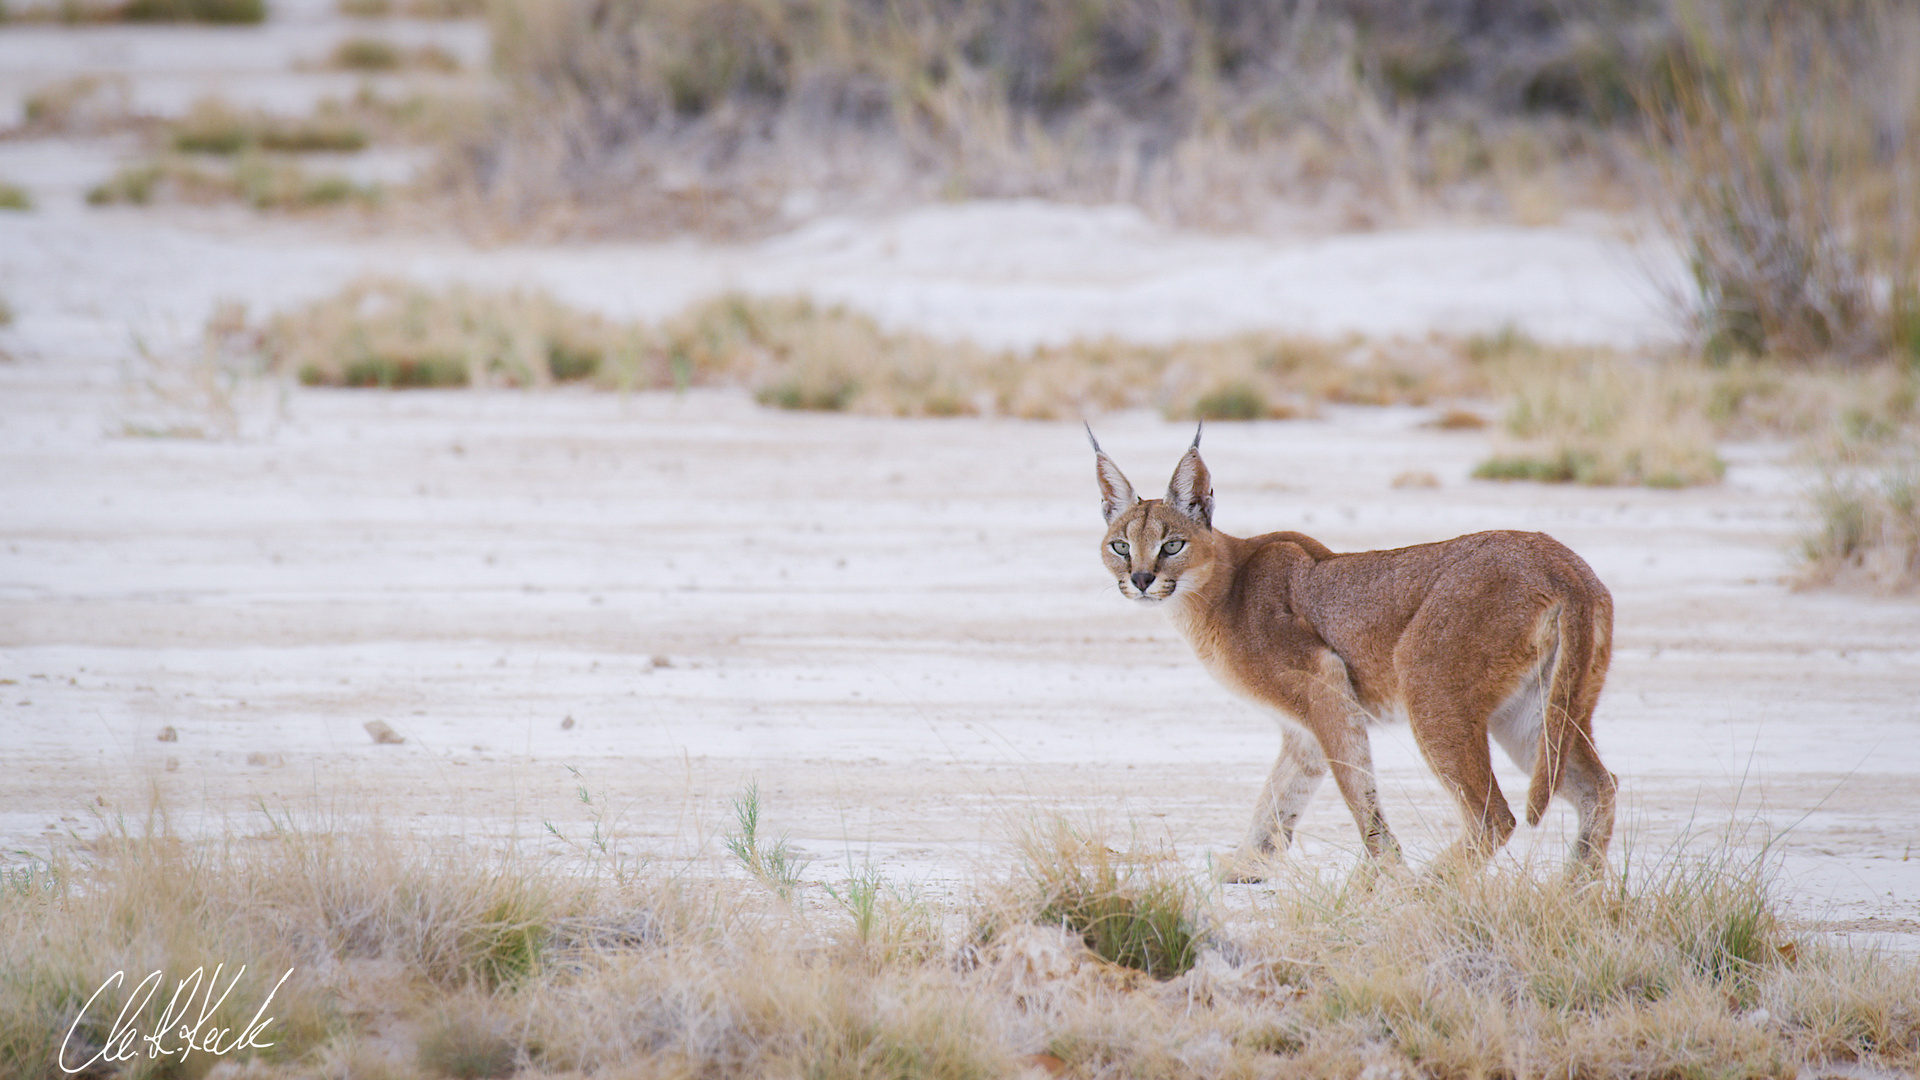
[0,0,263,22]
[692,295,1478,421]
[86,154,381,212]
[256,282,1497,421]
[1463,329,1723,488]
[15,75,137,136]
[329,37,462,74]
[1477,357,1727,488]
[723,781,811,898]
[114,300,279,439]
[1799,446,1920,593]
[169,98,369,155]
[338,0,485,15]
[266,280,634,390]
[254,282,1920,497]
[994,820,1201,980]
[1461,325,1912,491]
[255,287,1920,501]
[4,796,1918,1079]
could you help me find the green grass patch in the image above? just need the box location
[120,0,264,20]
[338,0,486,15]
[329,37,461,72]
[10,0,264,21]
[170,100,369,155]
[724,781,810,898]
[87,154,380,212]
[1007,821,1200,980]
[332,36,402,71]
[1190,381,1273,421]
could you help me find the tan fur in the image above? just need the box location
[1089,427,1616,880]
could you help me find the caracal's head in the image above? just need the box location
[1087,424,1218,605]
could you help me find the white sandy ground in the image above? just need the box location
[3,247,1919,951]
[1,12,1917,966]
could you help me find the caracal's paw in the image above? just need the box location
[1214,848,1280,884]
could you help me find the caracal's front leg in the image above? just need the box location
[1218,717,1327,883]
[1307,649,1402,864]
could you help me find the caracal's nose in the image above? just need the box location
[1131,571,1156,592]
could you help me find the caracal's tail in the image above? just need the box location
[1525,595,1612,827]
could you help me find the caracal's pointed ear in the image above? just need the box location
[1165,423,1213,529]
[1086,423,1138,525]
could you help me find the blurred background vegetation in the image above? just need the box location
[445,0,1919,362]
[5,0,1915,582]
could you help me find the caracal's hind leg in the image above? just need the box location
[1406,689,1516,873]
[1559,736,1617,875]
[1489,675,1616,876]
[1218,717,1327,883]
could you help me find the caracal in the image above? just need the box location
[1089,426,1616,880]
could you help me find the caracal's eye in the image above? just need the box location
[1109,539,1130,557]
[1161,539,1186,557]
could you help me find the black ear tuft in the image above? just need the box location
[1165,442,1213,529]
[1087,425,1139,525]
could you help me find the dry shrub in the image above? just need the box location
[1465,325,1920,491]
[1465,330,1724,488]
[439,0,1664,239]
[1799,449,1920,592]
[264,279,637,389]
[1649,1,1920,364]
[1477,354,1727,488]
